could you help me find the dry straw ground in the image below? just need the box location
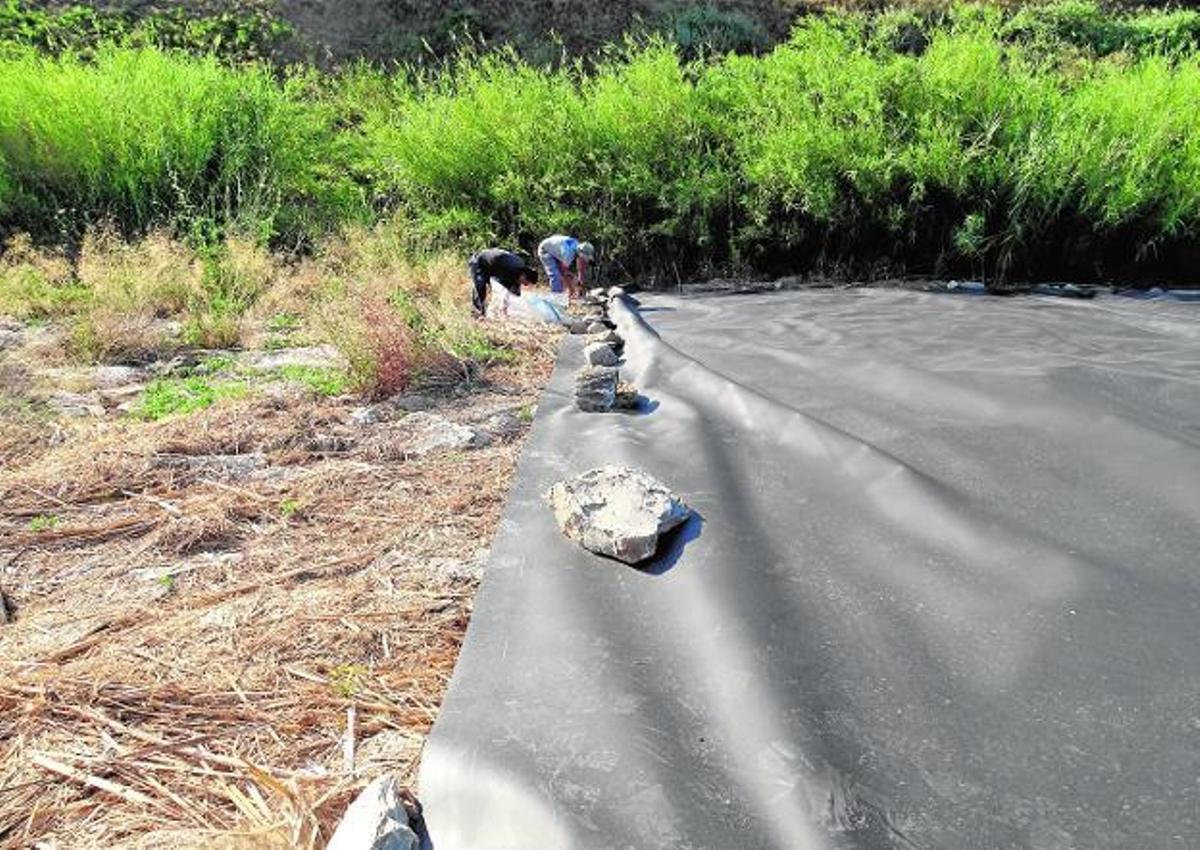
[0,322,559,848]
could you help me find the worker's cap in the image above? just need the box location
[578,241,596,261]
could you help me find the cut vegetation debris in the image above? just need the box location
[0,309,560,846]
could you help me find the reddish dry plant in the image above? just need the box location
[361,298,418,399]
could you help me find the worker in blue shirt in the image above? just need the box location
[537,235,595,300]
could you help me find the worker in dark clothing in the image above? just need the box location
[469,248,539,317]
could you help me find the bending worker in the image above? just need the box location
[469,247,539,317]
[537,234,595,300]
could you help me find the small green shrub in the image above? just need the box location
[182,314,241,350]
[330,664,367,698]
[0,235,82,319]
[28,513,59,532]
[0,266,89,319]
[276,365,348,397]
[195,354,236,375]
[266,312,302,333]
[133,375,248,420]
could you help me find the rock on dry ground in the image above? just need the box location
[350,402,405,427]
[576,366,618,412]
[349,394,439,426]
[155,452,268,481]
[547,466,691,564]
[480,410,525,441]
[326,775,421,850]
[45,390,106,418]
[89,365,146,389]
[401,411,492,456]
[237,344,348,372]
[0,328,25,351]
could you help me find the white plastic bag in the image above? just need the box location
[487,281,568,324]
[523,293,568,323]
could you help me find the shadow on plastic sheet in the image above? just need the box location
[636,510,704,577]
[412,810,433,850]
[631,395,659,416]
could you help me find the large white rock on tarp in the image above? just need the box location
[327,775,420,850]
[547,466,691,564]
[575,366,618,412]
[584,341,619,367]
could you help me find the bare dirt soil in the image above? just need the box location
[0,323,559,848]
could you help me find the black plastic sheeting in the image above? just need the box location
[419,289,1200,849]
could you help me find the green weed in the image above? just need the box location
[266,312,302,333]
[28,513,59,532]
[330,664,367,698]
[276,365,348,397]
[195,354,236,375]
[133,375,248,420]
[0,235,82,319]
[448,330,517,364]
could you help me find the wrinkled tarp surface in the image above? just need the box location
[420,289,1200,849]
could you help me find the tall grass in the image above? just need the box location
[3,2,1200,283]
[347,6,1200,281]
[0,47,360,245]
